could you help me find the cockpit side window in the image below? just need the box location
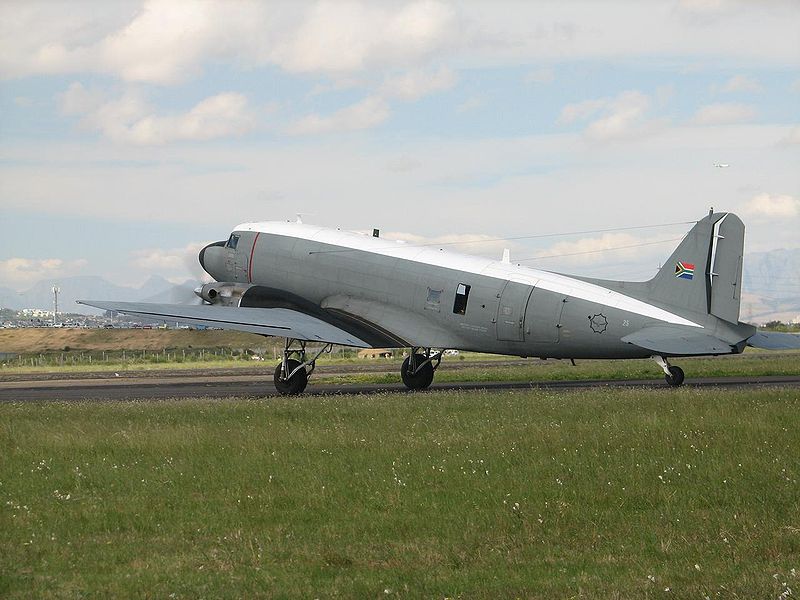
[226,234,240,250]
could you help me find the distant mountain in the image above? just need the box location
[741,248,800,324]
[2,275,202,314]
[0,286,18,309]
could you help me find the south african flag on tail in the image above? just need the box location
[675,261,695,280]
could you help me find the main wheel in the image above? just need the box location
[665,365,685,387]
[274,359,308,395]
[401,354,434,390]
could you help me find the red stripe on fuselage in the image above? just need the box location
[248,232,260,283]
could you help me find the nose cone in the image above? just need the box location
[199,241,226,279]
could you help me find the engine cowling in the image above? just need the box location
[194,282,252,306]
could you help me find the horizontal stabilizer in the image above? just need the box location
[77,300,371,348]
[621,325,734,356]
[747,331,800,350]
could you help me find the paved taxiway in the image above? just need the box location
[2,374,799,402]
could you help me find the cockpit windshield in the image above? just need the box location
[226,234,239,249]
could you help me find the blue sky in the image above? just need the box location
[1,0,798,292]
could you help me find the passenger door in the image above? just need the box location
[496,280,533,341]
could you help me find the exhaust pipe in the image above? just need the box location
[194,282,252,306]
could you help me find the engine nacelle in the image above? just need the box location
[194,282,252,306]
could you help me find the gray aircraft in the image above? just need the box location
[80,211,800,395]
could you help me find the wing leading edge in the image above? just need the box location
[77,301,371,348]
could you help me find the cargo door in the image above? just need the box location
[526,287,564,343]
[496,281,533,341]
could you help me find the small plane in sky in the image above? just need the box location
[80,211,799,395]
[714,162,730,168]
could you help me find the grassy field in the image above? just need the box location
[315,352,800,386]
[1,388,799,598]
[3,343,799,384]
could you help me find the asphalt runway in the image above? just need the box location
[2,373,800,402]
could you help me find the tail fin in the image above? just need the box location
[648,212,744,323]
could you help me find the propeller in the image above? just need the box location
[169,281,205,305]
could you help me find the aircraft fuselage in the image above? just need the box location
[199,222,704,359]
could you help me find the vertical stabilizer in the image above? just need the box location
[648,212,744,323]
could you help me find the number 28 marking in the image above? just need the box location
[622,319,630,327]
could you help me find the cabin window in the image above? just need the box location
[226,234,239,249]
[453,283,471,315]
[425,288,442,312]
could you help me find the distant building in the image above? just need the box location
[20,308,53,318]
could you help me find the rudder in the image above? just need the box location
[648,212,744,323]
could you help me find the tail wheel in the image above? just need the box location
[401,354,434,390]
[665,365,685,387]
[274,359,308,395]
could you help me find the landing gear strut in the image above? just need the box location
[273,339,332,395]
[401,348,443,390]
[652,355,685,387]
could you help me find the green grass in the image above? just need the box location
[0,350,500,375]
[2,389,799,598]
[317,352,800,386]
[4,350,798,384]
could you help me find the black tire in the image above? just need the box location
[665,365,685,387]
[274,359,308,395]
[401,354,434,390]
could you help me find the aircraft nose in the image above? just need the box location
[199,241,226,278]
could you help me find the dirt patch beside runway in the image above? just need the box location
[0,328,268,353]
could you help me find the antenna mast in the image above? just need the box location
[52,285,60,326]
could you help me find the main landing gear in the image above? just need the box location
[273,339,332,395]
[652,355,685,387]
[401,348,444,391]
[273,343,446,395]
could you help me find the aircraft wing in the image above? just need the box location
[747,330,800,350]
[77,301,371,348]
[621,325,736,355]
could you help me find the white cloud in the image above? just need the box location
[378,231,516,257]
[0,258,88,289]
[0,2,270,84]
[525,233,649,265]
[13,96,33,108]
[59,82,107,115]
[98,0,243,84]
[456,96,485,113]
[385,155,422,173]
[691,103,756,125]
[676,0,725,12]
[1,1,458,84]
[59,84,255,144]
[792,79,800,94]
[272,1,456,75]
[742,193,799,219]
[558,99,607,124]
[720,74,763,94]
[585,91,657,141]
[130,243,208,281]
[288,95,390,135]
[380,66,457,101]
[524,67,555,85]
[780,126,800,145]
[559,91,664,141]
[2,122,799,265]
[4,1,799,86]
